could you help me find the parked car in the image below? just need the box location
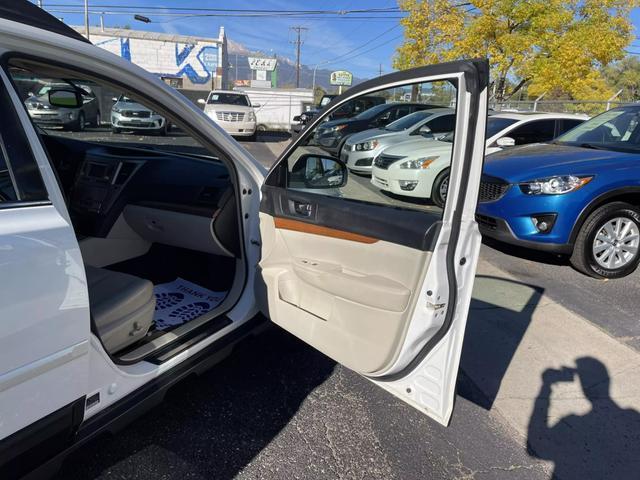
[198,90,258,140]
[25,81,99,131]
[111,94,169,135]
[477,105,640,279]
[0,4,490,478]
[291,94,386,135]
[341,108,456,173]
[312,102,442,154]
[371,112,587,207]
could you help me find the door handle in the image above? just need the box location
[293,201,313,217]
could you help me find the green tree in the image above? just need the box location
[604,56,640,102]
[394,0,637,102]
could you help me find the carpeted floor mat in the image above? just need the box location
[153,278,227,330]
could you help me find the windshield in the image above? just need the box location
[555,107,640,152]
[385,110,433,132]
[353,103,390,120]
[486,117,519,138]
[207,93,250,107]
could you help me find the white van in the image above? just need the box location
[0,3,488,478]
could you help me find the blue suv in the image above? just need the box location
[477,105,640,279]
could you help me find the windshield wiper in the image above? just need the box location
[578,143,608,150]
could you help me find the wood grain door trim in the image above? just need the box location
[274,217,379,244]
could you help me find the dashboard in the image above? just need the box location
[42,135,240,257]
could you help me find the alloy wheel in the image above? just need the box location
[592,216,640,270]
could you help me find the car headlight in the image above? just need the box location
[399,156,438,169]
[327,124,347,133]
[112,106,121,113]
[248,111,256,122]
[520,175,593,195]
[355,140,379,151]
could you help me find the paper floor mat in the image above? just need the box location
[153,278,227,330]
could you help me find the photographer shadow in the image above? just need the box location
[527,358,640,480]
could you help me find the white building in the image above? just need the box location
[73,26,229,90]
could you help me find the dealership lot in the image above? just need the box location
[49,128,639,479]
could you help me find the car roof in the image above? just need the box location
[1,0,89,44]
[209,90,248,95]
[490,111,588,121]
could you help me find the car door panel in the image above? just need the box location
[259,60,488,425]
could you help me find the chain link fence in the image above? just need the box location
[490,100,633,117]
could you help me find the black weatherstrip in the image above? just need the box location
[377,59,488,382]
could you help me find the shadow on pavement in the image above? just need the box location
[481,236,568,266]
[527,357,640,479]
[56,327,335,480]
[460,274,544,410]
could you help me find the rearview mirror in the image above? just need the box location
[48,89,81,108]
[496,136,516,147]
[197,98,206,105]
[289,154,347,190]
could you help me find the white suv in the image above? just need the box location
[0,3,490,478]
[198,90,257,140]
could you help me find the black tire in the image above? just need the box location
[336,135,351,158]
[111,127,121,134]
[158,124,168,136]
[570,201,640,279]
[93,110,100,127]
[74,112,85,132]
[431,168,450,208]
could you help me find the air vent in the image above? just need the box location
[114,161,137,185]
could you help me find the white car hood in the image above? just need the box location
[204,104,253,114]
[382,138,453,157]
[347,128,399,145]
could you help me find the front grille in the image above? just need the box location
[216,111,245,122]
[355,158,373,167]
[373,154,404,170]
[121,110,151,118]
[475,214,498,230]
[478,176,510,202]
[119,121,155,128]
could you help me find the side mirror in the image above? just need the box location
[496,136,516,147]
[293,115,301,122]
[111,97,118,102]
[253,103,261,108]
[197,98,206,105]
[28,91,35,97]
[289,154,347,190]
[48,89,81,108]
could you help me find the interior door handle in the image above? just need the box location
[293,201,313,217]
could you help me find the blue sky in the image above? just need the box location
[38,1,640,79]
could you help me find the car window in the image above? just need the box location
[385,110,433,132]
[0,76,48,204]
[508,119,556,144]
[555,107,640,151]
[486,117,519,138]
[283,79,457,214]
[558,118,585,135]
[207,93,250,106]
[426,114,456,134]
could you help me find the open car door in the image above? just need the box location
[258,60,488,425]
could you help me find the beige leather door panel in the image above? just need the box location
[259,213,432,374]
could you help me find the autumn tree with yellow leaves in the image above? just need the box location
[394,0,637,102]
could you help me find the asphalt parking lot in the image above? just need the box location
[52,127,638,479]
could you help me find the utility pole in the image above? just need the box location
[37,0,43,7]
[378,64,383,77]
[290,26,308,88]
[84,0,90,41]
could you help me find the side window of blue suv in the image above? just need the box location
[510,119,556,145]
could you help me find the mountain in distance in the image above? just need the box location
[227,39,367,91]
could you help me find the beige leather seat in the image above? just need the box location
[85,266,156,354]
